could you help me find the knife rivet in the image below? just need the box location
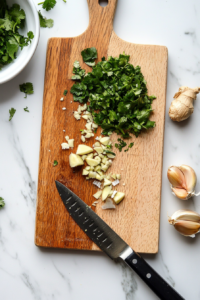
[146,273,151,279]
[132,259,137,264]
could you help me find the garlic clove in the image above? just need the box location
[172,188,189,200]
[169,209,200,224]
[167,166,186,189]
[179,165,197,193]
[173,220,200,236]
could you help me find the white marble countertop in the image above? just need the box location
[1,0,200,299]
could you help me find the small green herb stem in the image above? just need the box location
[38,2,44,5]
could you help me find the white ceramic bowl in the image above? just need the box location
[0,0,40,84]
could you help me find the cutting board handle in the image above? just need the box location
[86,0,118,33]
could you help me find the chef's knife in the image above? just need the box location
[55,181,184,300]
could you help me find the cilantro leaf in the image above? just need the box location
[24,106,29,112]
[81,47,97,65]
[9,4,26,28]
[38,11,54,28]
[0,197,5,209]
[115,139,127,152]
[53,160,58,167]
[63,89,68,96]
[9,108,16,121]
[19,82,34,98]
[38,0,56,11]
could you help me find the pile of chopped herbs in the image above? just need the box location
[0,0,34,69]
[70,47,156,143]
[0,197,5,209]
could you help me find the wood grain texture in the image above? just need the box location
[35,0,168,254]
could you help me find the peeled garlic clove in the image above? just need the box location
[167,166,186,189]
[172,188,189,200]
[173,220,200,236]
[179,165,197,193]
[169,209,200,223]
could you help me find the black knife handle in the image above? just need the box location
[124,252,185,300]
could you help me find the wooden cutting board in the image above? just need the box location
[35,0,168,254]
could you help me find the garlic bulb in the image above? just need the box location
[168,210,200,236]
[167,165,197,200]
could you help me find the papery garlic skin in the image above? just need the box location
[168,209,200,236]
[167,165,197,200]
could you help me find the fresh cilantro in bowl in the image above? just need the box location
[0,0,34,69]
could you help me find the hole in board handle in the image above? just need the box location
[99,0,108,7]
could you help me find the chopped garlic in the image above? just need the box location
[65,136,69,141]
[94,147,103,154]
[82,115,89,120]
[93,190,102,199]
[102,165,109,172]
[81,136,86,142]
[116,174,121,180]
[114,192,125,204]
[80,103,87,111]
[85,133,93,138]
[92,123,98,129]
[111,174,117,180]
[69,153,84,168]
[102,198,115,210]
[93,181,101,188]
[102,185,112,201]
[68,139,74,148]
[61,143,69,150]
[123,183,126,186]
[62,107,66,111]
[85,166,90,171]
[89,171,97,178]
[86,157,100,167]
[111,191,117,198]
[102,157,108,164]
[74,111,81,120]
[96,174,104,181]
[82,155,87,161]
[77,145,93,155]
[85,122,92,131]
[77,105,82,114]
[82,169,89,176]
[60,97,64,101]
[94,142,100,147]
[104,178,112,187]
[100,137,110,145]
[87,153,94,159]
[112,179,120,186]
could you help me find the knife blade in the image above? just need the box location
[55,181,184,300]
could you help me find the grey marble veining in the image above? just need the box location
[1,0,200,299]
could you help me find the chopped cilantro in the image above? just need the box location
[38,0,56,11]
[38,11,54,28]
[0,1,34,69]
[125,142,134,152]
[70,48,156,152]
[24,106,29,112]
[115,139,127,152]
[9,108,16,121]
[53,160,58,167]
[106,144,112,149]
[19,82,34,98]
[81,47,97,66]
[0,197,5,209]
[63,89,68,96]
